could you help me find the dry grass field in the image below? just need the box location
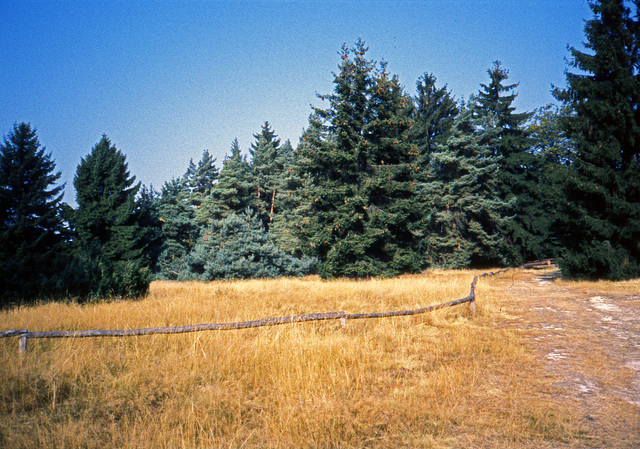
[1,269,638,448]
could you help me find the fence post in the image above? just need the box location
[19,333,28,353]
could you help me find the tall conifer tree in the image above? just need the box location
[198,139,254,222]
[299,41,424,277]
[421,109,513,267]
[249,122,284,227]
[473,62,538,263]
[0,123,66,302]
[554,0,640,279]
[70,135,149,297]
[412,73,459,158]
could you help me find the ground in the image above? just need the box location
[490,268,640,448]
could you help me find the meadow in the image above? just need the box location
[1,270,585,448]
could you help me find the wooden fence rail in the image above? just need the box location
[0,266,527,353]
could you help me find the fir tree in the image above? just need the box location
[152,177,201,279]
[269,140,309,255]
[363,63,425,274]
[554,0,640,279]
[69,135,149,297]
[198,139,254,223]
[184,149,219,197]
[421,109,513,268]
[473,62,538,264]
[0,123,66,303]
[412,73,459,158]
[299,41,424,277]
[526,105,577,257]
[249,122,284,227]
[186,209,316,280]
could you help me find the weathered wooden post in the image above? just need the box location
[19,333,28,353]
[469,276,478,315]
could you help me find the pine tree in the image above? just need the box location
[188,209,316,280]
[184,149,219,197]
[412,73,459,158]
[0,123,66,303]
[554,0,640,279]
[69,135,149,297]
[298,41,424,277]
[152,177,201,279]
[363,63,425,274]
[249,122,284,227]
[198,139,254,223]
[421,109,513,268]
[269,140,309,255]
[473,62,538,264]
[526,105,577,257]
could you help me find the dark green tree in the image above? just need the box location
[298,41,424,278]
[420,109,513,268]
[0,123,66,303]
[554,0,640,279]
[249,122,284,227]
[198,139,255,223]
[362,63,425,274]
[269,139,309,255]
[69,135,149,297]
[473,62,538,264]
[412,73,459,158]
[525,105,577,257]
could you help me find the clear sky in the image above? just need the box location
[1,0,592,204]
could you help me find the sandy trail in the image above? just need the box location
[490,268,640,448]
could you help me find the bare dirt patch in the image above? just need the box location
[487,268,640,448]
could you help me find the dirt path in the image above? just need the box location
[491,268,640,448]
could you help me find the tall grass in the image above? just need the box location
[1,271,580,448]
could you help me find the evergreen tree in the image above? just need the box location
[412,73,459,158]
[136,184,163,272]
[186,209,316,280]
[69,135,149,297]
[198,139,254,223]
[269,139,309,255]
[473,62,538,264]
[526,105,577,257]
[184,149,219,196]
[554,0,640,279]
[0,123,66,303]
[363,63,425,274]
[299,41,424,277]
[249,122,284,227]
[421,109,513,268]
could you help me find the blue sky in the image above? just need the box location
[1,0,592,204]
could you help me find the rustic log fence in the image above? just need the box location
[0,261,554,353]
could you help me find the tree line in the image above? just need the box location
[1,0,639,305]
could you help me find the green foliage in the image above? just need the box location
[198,139,254,223]
[68,135,149,298]
[153,177,202,279]
[181,209,316,280]
[0,123,66,304]
[472,62,538,265]
[421,109,513,268]
[554,0,640,280]
[412,72,459,158]
[250,122,285,227]
[299,41,424,278]
[559,239,639,281]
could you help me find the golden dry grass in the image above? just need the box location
[0,270,590,448]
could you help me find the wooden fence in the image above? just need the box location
[0,262,554,353]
